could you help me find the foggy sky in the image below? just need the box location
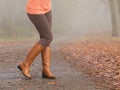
[0,0,112,40]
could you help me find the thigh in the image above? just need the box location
[27,13,52,39]
[45,10,52,27]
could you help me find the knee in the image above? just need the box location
[46,34,53,44]
[43,36,53,46]
[40,34,53,46]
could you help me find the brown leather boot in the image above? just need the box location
[41,46,56,79]
[17,41,44,79]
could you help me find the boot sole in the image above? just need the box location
[42,74,56,79]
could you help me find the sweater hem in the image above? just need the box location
[26,8,51,14]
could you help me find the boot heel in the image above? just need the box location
[17,65,22,71]
[42,74,47,78]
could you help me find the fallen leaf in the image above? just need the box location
[48,81,57,85]
[38,86,42,88]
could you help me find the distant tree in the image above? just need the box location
[117,0,120,13]
[109,0,120,37]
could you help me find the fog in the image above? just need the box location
[52,0,111,37]
[0,0,112,42]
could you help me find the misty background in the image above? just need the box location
[0,0,114,42]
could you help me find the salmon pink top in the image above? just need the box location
[26,0,51,14]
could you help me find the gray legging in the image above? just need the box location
[27,10,53,47]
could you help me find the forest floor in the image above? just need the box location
[60,38,120,90]
[0,38,110,90]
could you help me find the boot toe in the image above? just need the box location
[24,74,32,79]
[17,64,32,79]
[22,70,32,79]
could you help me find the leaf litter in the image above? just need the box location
[60,39,120,90]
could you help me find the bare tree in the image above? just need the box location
[109,0,120,37]
[117,0,120,13]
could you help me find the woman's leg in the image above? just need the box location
[28,13,53,46]
[45,10,52,27]
[41,45,55,79]
[18,13,53,79]
[18,41,44,79]
[41,11,55,79]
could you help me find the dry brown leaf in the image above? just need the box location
[48,81,57,85]
[60,39,120,90]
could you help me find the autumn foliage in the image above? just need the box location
[60,39,120,90]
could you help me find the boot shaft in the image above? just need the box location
[41,46,51,68]
[23,41,45,67]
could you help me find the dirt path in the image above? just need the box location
[0,33,110,90]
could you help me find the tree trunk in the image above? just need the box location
[109,0,120,37]
[117,0,120,13]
